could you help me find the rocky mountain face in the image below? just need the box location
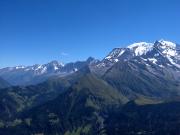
[98,40,180,100]
[93,40,180,75]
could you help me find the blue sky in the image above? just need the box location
[0,0,180,67]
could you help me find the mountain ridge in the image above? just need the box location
[0,39,180,135]
[1,40,180,87]
[0,57,98,86]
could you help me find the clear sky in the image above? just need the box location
[0,0,180,67]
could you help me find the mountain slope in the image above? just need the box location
[0,77,10,89]
[103,58,180,100]
[105,101,180,135]
[0,70,88,122]
[91,40,180,101]
[93,40,180,76]
[0,66,109,121]
[0,71,129,135]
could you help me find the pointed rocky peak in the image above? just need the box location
[103,48,133,64]
[154,40,177,57]
[31,64,43,70]
[47,60,64,67]
[158,39,176,48]
[105,48,127,60]
[87,57,100,66]
[44,60,64,71]
[104,42,154,64]
[86,57,95,63]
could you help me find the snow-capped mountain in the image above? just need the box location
[0,39,179,86]
[0,58,97,85]
[154,40,180,68]
[127,42,154,56]
[99,40,180,100]
[6,61,65,75]
[95,40,180,71]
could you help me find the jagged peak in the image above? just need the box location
[157,39,176,48]
[47,60,64,67]
[86,57,95,63]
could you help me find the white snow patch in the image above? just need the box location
[24,68,31,71]
[41,67,47,74]
[105,49,125,61]
[35,65,43,71]
[59,62,64,67]
[128,42,153,56]
[158,40,177,57]
[159,65,164,68]
[159,40,176,48]
[105,56,112,60]
[117,50,125,57]
[148,58,157,64]
[154,53,159,57]
[162,49,177,57]
[114,59,119,62]
[145,63,150,66]
[15,66,25,69]
[54,66,59,70]
[141,58,148,61]
[167,57,180,68]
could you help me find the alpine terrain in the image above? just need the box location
[0,40,180,135]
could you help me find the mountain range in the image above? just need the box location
[0,40,180,135]
[1,40,179,86]
[0,57,98,86]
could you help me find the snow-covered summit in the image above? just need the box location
[47,60,64,67]
[158,40,176,48]
[153,40,180,68]
[127,42,154,56]
[1,60,65,75]
[96,40,180,70]
[104,42,154,62]
[155,40,177,57]
[127,42,152,49]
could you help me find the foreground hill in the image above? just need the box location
[0,66,180,135]
[103,58,180,100]
[0,69,128,134]
[105,101,180,135]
